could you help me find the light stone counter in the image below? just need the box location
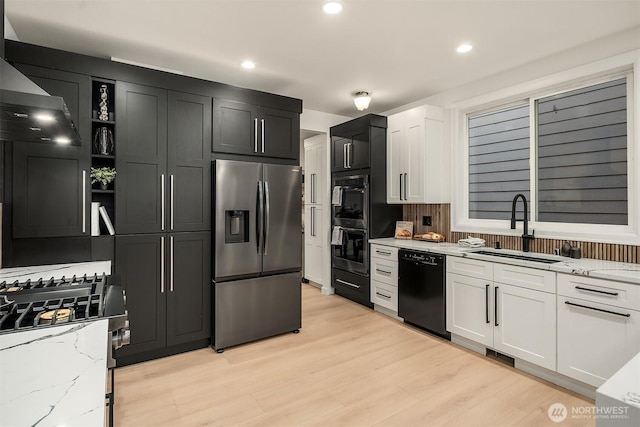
[0,320,108,426]
[369,238,640,285]
[0,260,111,283]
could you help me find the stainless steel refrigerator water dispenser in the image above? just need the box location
[225,210,249,243]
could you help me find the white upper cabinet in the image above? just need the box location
[387,105,448,204]
[304,136,325,206]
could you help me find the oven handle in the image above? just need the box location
[339,226,368,233]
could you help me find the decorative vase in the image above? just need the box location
[93,127,114,155]
[98,84,110,121]
[100,182,108,191]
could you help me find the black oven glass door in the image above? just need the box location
[333,186,367,228]
[333,228,368,275]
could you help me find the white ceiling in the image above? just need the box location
[5,0,640,117]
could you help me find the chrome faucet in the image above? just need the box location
[510,193,535,252]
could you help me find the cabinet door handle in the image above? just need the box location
[261,118,265,153]
[494,286,499,326]
[170,174,175,231]
[376,268,392,275]
[254,118,258,153]
[82,170,86,233]
[376,250,392,256]
[310,206,315,237]
[343,144,347,169]
[161,174,165,231]
[336,278,360,289]
[376,292,391,299]
[485,284,490,324]
[161,236,165,293]
[170,235,174,292]
[564,301,630,317]
[575,286,619,296]
[399,174,403,201]
[404,173,408,200]
[347,142,352,168]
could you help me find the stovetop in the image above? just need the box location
[0,274,113,333]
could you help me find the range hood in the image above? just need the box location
[0,58,82,145]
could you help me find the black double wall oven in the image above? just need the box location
[332,174,369,276]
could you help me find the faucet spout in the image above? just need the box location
[510,193,533,252]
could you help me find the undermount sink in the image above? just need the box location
[471,250,561,264]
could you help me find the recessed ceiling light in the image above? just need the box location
[241,60,256,70]
[34,113,55,122]
[323,1,343,14]
[456,44,473,53]
[54,137,71,144]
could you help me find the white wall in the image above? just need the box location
[300,108,351,134]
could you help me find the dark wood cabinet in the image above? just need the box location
[115,82,168,235]
[115,232,211,361]
[116,84,211,234]
[168,91,212,231]
[115,234,167,357]
[213,99,299,160]
[331,114,388,173]
[166,232,211,346]
[11,65,91,239]
[331,130,370,172]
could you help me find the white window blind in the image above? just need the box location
[536,78,628,225]
[468,104,530,220]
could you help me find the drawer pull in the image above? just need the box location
[376,292,391,299]
[575,286,619,296]
[376,268,392,275]
[376,250,392,256]
[336,278,360,289]
[564,301,630,318]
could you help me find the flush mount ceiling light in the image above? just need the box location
[353,91,371,111]
[456,43,473,53]
[241,60,256,69]
[323,0,343,14]
[54,137,71,144]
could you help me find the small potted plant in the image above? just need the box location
[90,167,117,190]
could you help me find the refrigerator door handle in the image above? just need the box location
[264,180,270,255]
[257,181,264,255]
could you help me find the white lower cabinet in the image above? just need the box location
[370,244,399,312]
[447,258,557,370]
[494,283,556,370]
[557,273,640,387]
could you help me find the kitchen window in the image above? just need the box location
[452,57,638,245]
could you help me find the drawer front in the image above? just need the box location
[371,257,398,286]
[370,244,398,261]
[557,295,640,387]
[371,280,398,311]
[332,269,371,308]
[557,273,640,311]
[447,256,493,281]
[493,263,556,294]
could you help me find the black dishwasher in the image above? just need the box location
[398,249,449,339]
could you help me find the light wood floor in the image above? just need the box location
[114,284,595,426]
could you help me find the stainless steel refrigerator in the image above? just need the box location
[213,159,302,351]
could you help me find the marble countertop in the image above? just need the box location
[0,261,112,283]
[0,319,108,426]
[369,238,640,285]
[596,351,640,424]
